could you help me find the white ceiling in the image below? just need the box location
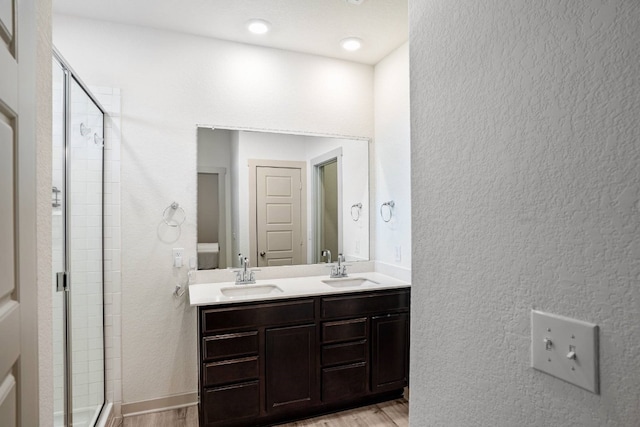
[52,0,408,65]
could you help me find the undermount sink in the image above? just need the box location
[220,284,283,297]
[321,277,379,288]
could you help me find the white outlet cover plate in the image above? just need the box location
[531,310,599,394]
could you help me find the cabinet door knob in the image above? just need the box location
[260,251,266,257]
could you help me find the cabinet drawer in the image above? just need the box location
[202,331,258,361]
[321,362,367,402]
[322,340,366,367]
[203,356,259,387]
[202,300,315,332]
[202,381,260,425]
[322,318,367,343]
[321,290,409,318]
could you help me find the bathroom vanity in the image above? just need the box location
[190,274,410,426]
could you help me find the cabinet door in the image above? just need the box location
[371,313,409,392]
[265,324,318,412]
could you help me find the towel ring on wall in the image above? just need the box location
[163,202,186,227]
[380,200,395,223]
[350,203,362,221]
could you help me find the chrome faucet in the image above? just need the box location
[234,254,257,285]
[321,249,332,264]
[329,253,348,278]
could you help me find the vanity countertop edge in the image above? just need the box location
[188,272,411,306]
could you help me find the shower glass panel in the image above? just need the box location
[69,76,105,426]
[53,53,105,427]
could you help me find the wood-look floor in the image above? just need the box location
[121,398,408,427]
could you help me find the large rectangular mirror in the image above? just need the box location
[197,127,370,270]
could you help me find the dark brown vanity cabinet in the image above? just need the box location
[197,288,409,426]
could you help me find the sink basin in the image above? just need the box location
[321,277,379,288]
[220,284,283,297]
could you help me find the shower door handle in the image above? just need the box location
[56,271,70,292]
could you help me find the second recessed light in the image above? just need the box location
[340,37,362,52]
[247,19,271,35]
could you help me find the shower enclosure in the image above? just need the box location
[52,51,106,427]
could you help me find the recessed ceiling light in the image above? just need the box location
[340,37,362,52]
[247,19,271,35]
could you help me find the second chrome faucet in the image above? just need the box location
[235,254,257,284]
[325,251,348,278]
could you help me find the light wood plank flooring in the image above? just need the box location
[120,398,408,427]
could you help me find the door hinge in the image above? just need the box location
[56,271,70,292]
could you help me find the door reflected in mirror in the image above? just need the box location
[196,127,369,269]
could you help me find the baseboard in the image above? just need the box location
[121,392,198,417]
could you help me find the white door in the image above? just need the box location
[256,166,304,266]
[0,0,38,425]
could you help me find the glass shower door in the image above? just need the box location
[68,76,105,427]
[52,53,105,427]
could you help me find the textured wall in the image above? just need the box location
[409,1,640,426]
[53,15,374,405]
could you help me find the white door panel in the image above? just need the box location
[0,120,14,299]
[0,43,17,110]
[0,302,20,380]
[0,0,37,424]
[0,0,13,37]
[0,375,17,427]
[256,166,304,267]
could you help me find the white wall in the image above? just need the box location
[409,1,640,426]
[374,43,411,272]
[53,14,374,406]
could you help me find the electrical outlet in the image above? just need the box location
[531,310,599,393]
[173,248,184,268]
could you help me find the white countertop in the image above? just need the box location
[188,272,410,306]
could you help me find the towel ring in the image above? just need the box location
[163,202,186,227]
[350,203,362,221]
[380,201,395,223]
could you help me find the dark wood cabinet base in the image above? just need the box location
[198,288,410,427]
